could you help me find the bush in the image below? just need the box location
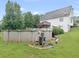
[52,27,64,35]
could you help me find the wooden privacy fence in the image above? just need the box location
[3,28,52,43]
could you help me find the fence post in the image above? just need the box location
[18,31,21,43]
[8,30,9,43]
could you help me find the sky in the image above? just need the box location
[0,0,79,20]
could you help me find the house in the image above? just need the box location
[40,6,74,32]
[73,16,79,26]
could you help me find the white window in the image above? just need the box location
[71,17,73,23]
[59,17,63,22]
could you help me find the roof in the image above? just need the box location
[38,21,50,28]
[41,6,73,20]
[39,21,50,25]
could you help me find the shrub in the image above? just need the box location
[52,27,64,35]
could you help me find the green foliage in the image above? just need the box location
[2,0,23,30]
[2,0,41,30]
[23,12,33,28]
[33,14,40,28]
[52,26,64,35]
[23,12,40,28]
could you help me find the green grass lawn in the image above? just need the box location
[0,27,79,58]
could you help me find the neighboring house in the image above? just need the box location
[40,6,74,32]
[73,16,79,26]
[0,20,2,31]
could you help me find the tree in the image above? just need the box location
[23,12,40,28]
[23,12,34,28]
[2,0,23,30]
[13,2,23,29]
[2,0,14,30]
[2,0,41,30]
[33,14,40,28]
